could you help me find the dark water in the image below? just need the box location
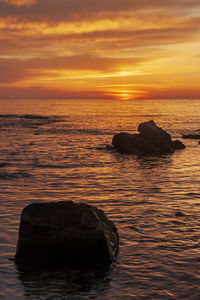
[0,99,200,299]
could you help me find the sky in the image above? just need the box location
[1,0,200,100]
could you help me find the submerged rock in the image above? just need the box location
[112,120,185,155]
[175,211,186,217]
[15,201,119,269]
[182,134,200,139]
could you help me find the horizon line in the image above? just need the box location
[0,97,200,101]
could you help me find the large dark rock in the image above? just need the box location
[138,120,173,153]
[112,120,185,155]
[112,132,161,155]
[15,201,119,269]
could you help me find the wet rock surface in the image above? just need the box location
[15,201,119,270]
[112,120,185,155]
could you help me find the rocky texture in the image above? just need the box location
[112,132,161,155]
[138,120,173,153]
[15,201,119,269]
[112,120,185,155]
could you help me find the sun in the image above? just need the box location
[118,91,133,100]
[120,93,130,99]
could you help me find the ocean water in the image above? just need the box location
[0,99,200,300]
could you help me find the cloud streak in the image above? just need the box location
[1,0,200,20]
[0,0,200,99]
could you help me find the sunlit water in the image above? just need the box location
[0,99,200,299]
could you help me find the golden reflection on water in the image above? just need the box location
[0,99,200,299]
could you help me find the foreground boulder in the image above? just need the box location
[112,120,185,155]
[15,201,119,269]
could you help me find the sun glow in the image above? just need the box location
[120,92,131,100]
[0,0,200,99]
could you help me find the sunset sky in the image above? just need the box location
[1,0,200,100]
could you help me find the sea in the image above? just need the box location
[0,98,200,300]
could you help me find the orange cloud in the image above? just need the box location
[0,0,200,99]
[0,0,36,6]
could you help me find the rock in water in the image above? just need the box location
[171,139,186,150]
[138,120,173,153]
[112,132,161,155]
[112,120,185,155]
[15,201,119,269]
[182,134,200,139]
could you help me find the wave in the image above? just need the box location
[42,128,113,136]
[0,114,65,128]
[0,171,31,180]
[0,114,112,136]
[0,162,9,168]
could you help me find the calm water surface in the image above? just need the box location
[0,99,200,299]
